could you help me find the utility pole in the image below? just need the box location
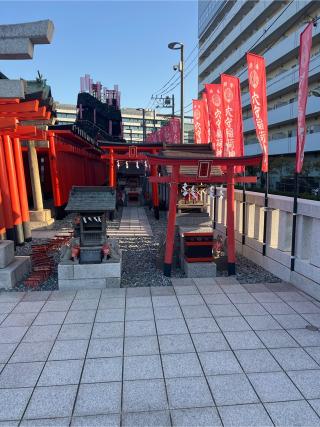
[172,94,175,118]
[180,44,184,144]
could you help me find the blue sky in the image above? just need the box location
[0,1,198,114]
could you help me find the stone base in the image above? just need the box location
[0,256,31,289]
[59,277,121,290]
[175,212,211,227]
[183,259,217,278]
[58,239,121,290]
[0,240,14,268]
[29,209,54,226]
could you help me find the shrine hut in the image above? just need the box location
[100,142,163,218]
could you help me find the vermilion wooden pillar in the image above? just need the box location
[0,188,6,239]
[227,165,236,275]
[109,149,115,188]
[48,133,63,218]
[13,138,32,241]
[113,157,117,188]
[0,136,14,240]
[164,165,179,277]
[3,135,24,245]
[151,150,160,220]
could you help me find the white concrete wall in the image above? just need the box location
[206,190,320,300]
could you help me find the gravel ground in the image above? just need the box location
[12,205,280,291]
[119,206,281,287]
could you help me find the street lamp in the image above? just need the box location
[136,108,146,143]
[168,41,184,144]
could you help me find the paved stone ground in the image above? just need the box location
[109,207,153,238]
[1,278,320,425]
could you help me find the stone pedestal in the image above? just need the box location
[58,239,121,290]
[0,240,31,289]
[29,209,54,226]
[0,240,14,268]
[183,259,217,278]
[178,226,217,278]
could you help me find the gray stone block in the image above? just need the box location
[183,260,216,278]
[74,382,121,416]
[0,20,54,43]
[24,385,77,419]
[73,262,121,279]
[59,279,107,290]
[0,256,31,289]
[0,240,14,268]
[106,277,121,288]
[58,264,74,280]
[0,79,25,98]
[0,37,33,59]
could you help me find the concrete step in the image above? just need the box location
[0,240,14,268]
[0,256,31,289]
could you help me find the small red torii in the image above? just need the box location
[145,147,262,277]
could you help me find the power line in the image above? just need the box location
[155,50,199,97]
[160,61,199,97]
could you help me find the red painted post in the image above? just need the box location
[48,133,63,218]
[109,149,115,188]
[3,135,24,244]
[0,136,14,240]
[151,149,160,219]
[164,165,179,277]
[0,188,6,240]
[13,138,32,241]
[227,165,236,275]
[113,155,117,188]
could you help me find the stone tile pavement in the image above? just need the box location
[0,278,320,425]
[108,207,153,238]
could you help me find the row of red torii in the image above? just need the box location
[101,142,262,277]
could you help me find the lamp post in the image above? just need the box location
[168,41,184,144]
[136,108,146,143]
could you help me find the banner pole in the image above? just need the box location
[242,169,246,245]
[262,171,269,256]
[213,186,217,229]
[290,172,299,271]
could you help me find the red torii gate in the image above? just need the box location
[101,142,163,219]
[145,149,262,277]
[0,99,49,243]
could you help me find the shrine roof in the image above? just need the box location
[98,141,163,148]
[65,186,116,213]
[146,151,263,167]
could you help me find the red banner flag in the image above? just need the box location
[170,118,180,144]
[221,74,244,160]
[247,53,269,172]
[205,83,224,155]
[202,92,210,144]
[296,22,313,173]
[193,100,206,144]
[221,75,244,174]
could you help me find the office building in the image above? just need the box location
[121,108,194,144]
